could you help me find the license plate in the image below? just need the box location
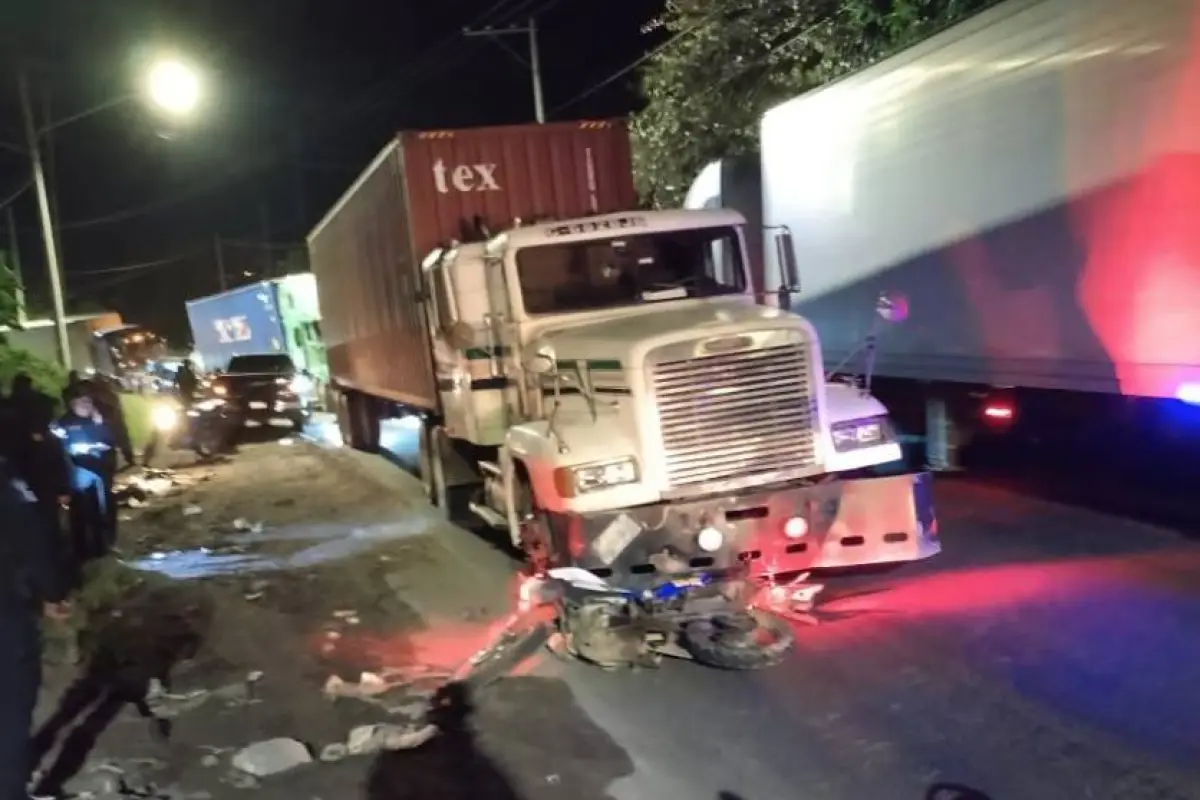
[249,401,268,409]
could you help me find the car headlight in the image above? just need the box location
[830,415,896,452]
[151,404,179,432]
[211,383,228,397]
[553,457,639,497]
[287,374,313,395]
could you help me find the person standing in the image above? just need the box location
[0,426,70,800]
[86,378,134,470]
[174,360,199,408]
[54,385,118,561]
[6,374,71,522]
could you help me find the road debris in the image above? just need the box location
[231,738,313,777]
[183,504,203,517]
[345,722,438,755]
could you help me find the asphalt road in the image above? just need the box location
[308,414,1200,800]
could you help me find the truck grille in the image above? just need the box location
[651,343,817,488]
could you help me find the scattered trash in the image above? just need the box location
[331,609,356,619]
[183,504,203,517]
[224,769,259,789]
[201,754,220,768]
[319,743,348,762]
[144,681,210,718]
[323,672,391,699]
[231,738,312,777]
[232,518,265,534]
[346,722,437,756]
[63,768,123,796]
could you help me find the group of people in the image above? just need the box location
[0,369,134,800]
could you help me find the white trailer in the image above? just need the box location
[716,0,1200,466]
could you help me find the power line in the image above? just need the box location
[550,12,715,114]
[50,0,566,235]
[69,251,195,277]
[0,178,32,211]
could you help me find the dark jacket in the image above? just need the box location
[0,456,67,608]
[5,387,70,502]
[87,380,132,458]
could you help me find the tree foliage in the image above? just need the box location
[631,0,991,208]
[0,256,67,399]
[0,260,20,330]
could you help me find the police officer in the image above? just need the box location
[0,423,70,800]
[55,384,118,560]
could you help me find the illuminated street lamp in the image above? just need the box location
[145,58,202,116]
[17,56,205,368]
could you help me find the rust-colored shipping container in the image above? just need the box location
[307,119,636,410]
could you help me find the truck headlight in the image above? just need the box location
[830,415,896,452]
[553,457,639,497]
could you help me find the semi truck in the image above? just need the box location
[690,0,1200,479]
[185,274,328,385]
[309,117,939,617]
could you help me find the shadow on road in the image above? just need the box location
[367,676,633,800]
[31,585,213,794]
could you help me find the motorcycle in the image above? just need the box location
[142,390,238,465]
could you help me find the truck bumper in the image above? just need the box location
[546,471,939,588]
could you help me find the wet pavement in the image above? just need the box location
[345,412,1200,800]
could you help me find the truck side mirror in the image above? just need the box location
[774,228,800,291]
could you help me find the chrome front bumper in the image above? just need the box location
[547,471,939,589]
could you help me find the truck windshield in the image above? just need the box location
[516,226,745,315]
[227,354,293,374]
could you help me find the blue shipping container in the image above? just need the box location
[185,282,286,372]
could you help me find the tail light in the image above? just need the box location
[980,393,1016,427]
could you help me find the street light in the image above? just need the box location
[146,59,202,116]
[17,56,205,369]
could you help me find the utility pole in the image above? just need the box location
[6,205,26,326]
[463,17,545,123]
[214,234,226,291]
[42,85,66,277]
[18,68,70,368]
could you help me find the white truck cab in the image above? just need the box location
[421,207,933,582]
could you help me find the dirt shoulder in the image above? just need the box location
[34,436,520,800]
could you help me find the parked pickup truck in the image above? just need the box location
[203,353,316,431]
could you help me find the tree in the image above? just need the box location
[0,259,21,329]
[631,0,991,208]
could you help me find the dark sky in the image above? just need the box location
[0,0,663,341]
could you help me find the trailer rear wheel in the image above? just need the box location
[335,392,355,447]
[340,392,379,452]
